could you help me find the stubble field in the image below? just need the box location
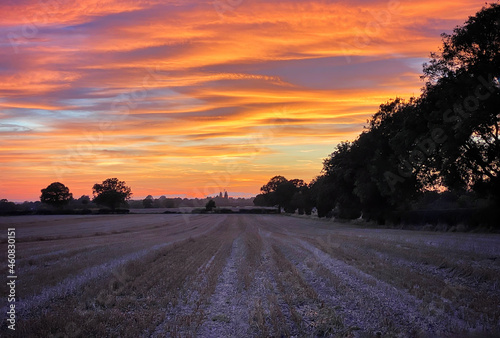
[1,214,499,337]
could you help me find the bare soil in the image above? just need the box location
[1,214,499,337]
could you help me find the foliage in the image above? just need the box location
[77,195,91,205]
[0,199,18,214]
[205,199,216,211]
[256,176,312,213]
[323,4,499,221]
[308,176,335,217]
[420,3,500,200]
[143,195,154,208]
[40,182,73,208]
[257,4,499,224]
[92,178,132,211]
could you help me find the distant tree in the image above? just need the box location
[40,182,73,209]
[253,194,268,206]
[152,196,161,208]
[258,176,285,212]
[260,175,287,194]
[143,195,154,208]
[78,195,91,205]
[0,199,18,214]
[257,176,307,213]
[72,195,92,210]
[205,199,216,211]
[92,178,132,211]
[163,197,176,208]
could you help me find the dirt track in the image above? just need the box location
[1,214,499,337]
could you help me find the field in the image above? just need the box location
[1,214,499,337]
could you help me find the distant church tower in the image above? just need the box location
[224,191,228,199]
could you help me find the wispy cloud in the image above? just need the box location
[0,0,486,200]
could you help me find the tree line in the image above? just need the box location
[140,193,253,209]
[37,178,132,212]
[255,4,499,227]
[0,178,132,215]
[0,179,255,215]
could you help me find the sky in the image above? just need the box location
[0,0,487,201]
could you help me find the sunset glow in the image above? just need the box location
[0,0,486,201]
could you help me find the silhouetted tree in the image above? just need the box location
[162,197,176,208]
[40,182,73,209]
[290,191,306,215]
[143,195,154,208]
[317,4,500,221]
[256,176,307,213]
[0,199,18,214]
[355,98,426,222]
[321,142,362,219]
[253,194,268,207]
[260,175,287,194]
[288,179,313,215]
[92,178,132,211]
[72,195,92,210]
[78,195,91,205]
[259,176,287,212]
[421,3,500,200]
[276,180,298,213]
[205,199,216,211]
[309,176,336,217]
[254,5,499,224]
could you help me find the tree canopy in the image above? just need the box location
[255,176,313,214]
[205,199,216,211]
[255,4,499,225]
[143,195,154,208]
[92,178,132,211]
[40,182,73,208]
[420,3,500,199]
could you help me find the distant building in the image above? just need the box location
[224,191,228,200]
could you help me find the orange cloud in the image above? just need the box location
[0,0,487,200]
